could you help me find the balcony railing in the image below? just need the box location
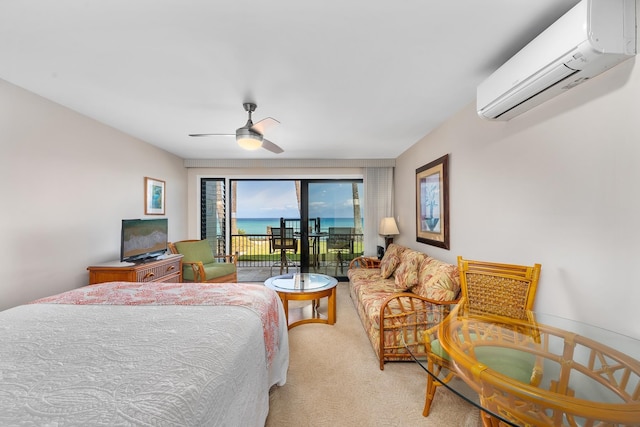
[230,232,364,279]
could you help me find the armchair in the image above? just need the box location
[168,239,237,283]
[422,256,541,417]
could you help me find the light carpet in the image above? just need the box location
[266,282,481,426]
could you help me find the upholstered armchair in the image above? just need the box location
[168,239,237,283]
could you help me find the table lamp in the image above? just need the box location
[379,217,400,249]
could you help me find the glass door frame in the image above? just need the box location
[299,179,363,280]
[221,177,363,281]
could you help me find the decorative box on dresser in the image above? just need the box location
[87,254,183,285]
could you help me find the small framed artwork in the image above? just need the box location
[144,177,165,215]
[416,154,449,249]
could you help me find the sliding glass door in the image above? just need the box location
[301,180,364,278]
[202,178,363,281]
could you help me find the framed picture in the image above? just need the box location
[144,177,165,215]
[416,154,449,249]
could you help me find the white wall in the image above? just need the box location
[395,55,640,339]
[0,79,188,310]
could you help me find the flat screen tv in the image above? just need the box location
[120,218,168,263]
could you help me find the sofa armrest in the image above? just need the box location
[349,256,381,269]
[377,292,459,370]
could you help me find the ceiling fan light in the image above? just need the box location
[236,134,263,150]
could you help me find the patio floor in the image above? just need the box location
[236,263,350,283]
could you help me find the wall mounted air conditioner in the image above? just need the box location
[477,0,637,121]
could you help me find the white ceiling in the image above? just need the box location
[1,0,581,160]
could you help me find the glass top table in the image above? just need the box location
[265,273,338,329]
[266,272,335,292]
[406,304,640,426]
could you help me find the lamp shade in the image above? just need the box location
[236,127,263,150]
[379,217,400,236]
[237,134,263,150]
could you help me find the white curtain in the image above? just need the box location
[363,167,394,256]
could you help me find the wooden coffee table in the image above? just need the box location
[265,273,338,329]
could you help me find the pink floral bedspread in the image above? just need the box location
[33,281,283,365]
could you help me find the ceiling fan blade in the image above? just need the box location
[262,138,284,154]
[188,133,234,137]
[251,117,280,135]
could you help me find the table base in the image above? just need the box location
[277,287,336,329]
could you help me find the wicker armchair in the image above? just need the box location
[422,256,541,417]
[168,240,237,283]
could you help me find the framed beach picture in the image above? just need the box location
[416,154,449,249]
[144,177,165,215]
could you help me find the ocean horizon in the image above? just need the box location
[235,217,362,235]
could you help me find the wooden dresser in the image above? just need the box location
[87,254,183,285]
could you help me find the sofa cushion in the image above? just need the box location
[413,257,460,301]
[347,267,382,282]
[380,254,400,279]
[394,250,426,291]
[182,261,236,281]
[350,276,411,331]
[378,243,406,278]
[202,262,237,281]
[429,338,537,384]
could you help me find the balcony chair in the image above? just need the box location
[269,227,298,275]
[168,239,237,283]
[326,227,354,275]
[422,256,542,418]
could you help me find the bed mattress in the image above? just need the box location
[0,282,289,426]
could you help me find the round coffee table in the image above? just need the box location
[265,273,338,329]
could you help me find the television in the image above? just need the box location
[120,218,168,263]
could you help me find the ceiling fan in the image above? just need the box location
[189,102,284,154]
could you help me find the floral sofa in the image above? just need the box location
[348,243,461,370]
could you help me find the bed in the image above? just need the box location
[0,281,289,426]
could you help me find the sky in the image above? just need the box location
[236,181,298,218]
[235,180,363,218]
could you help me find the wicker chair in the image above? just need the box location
[422,256,541,417]
[168,240,237,283]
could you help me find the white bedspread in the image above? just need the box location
[0,292,288,426]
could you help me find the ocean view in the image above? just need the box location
[236,218,362,235]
